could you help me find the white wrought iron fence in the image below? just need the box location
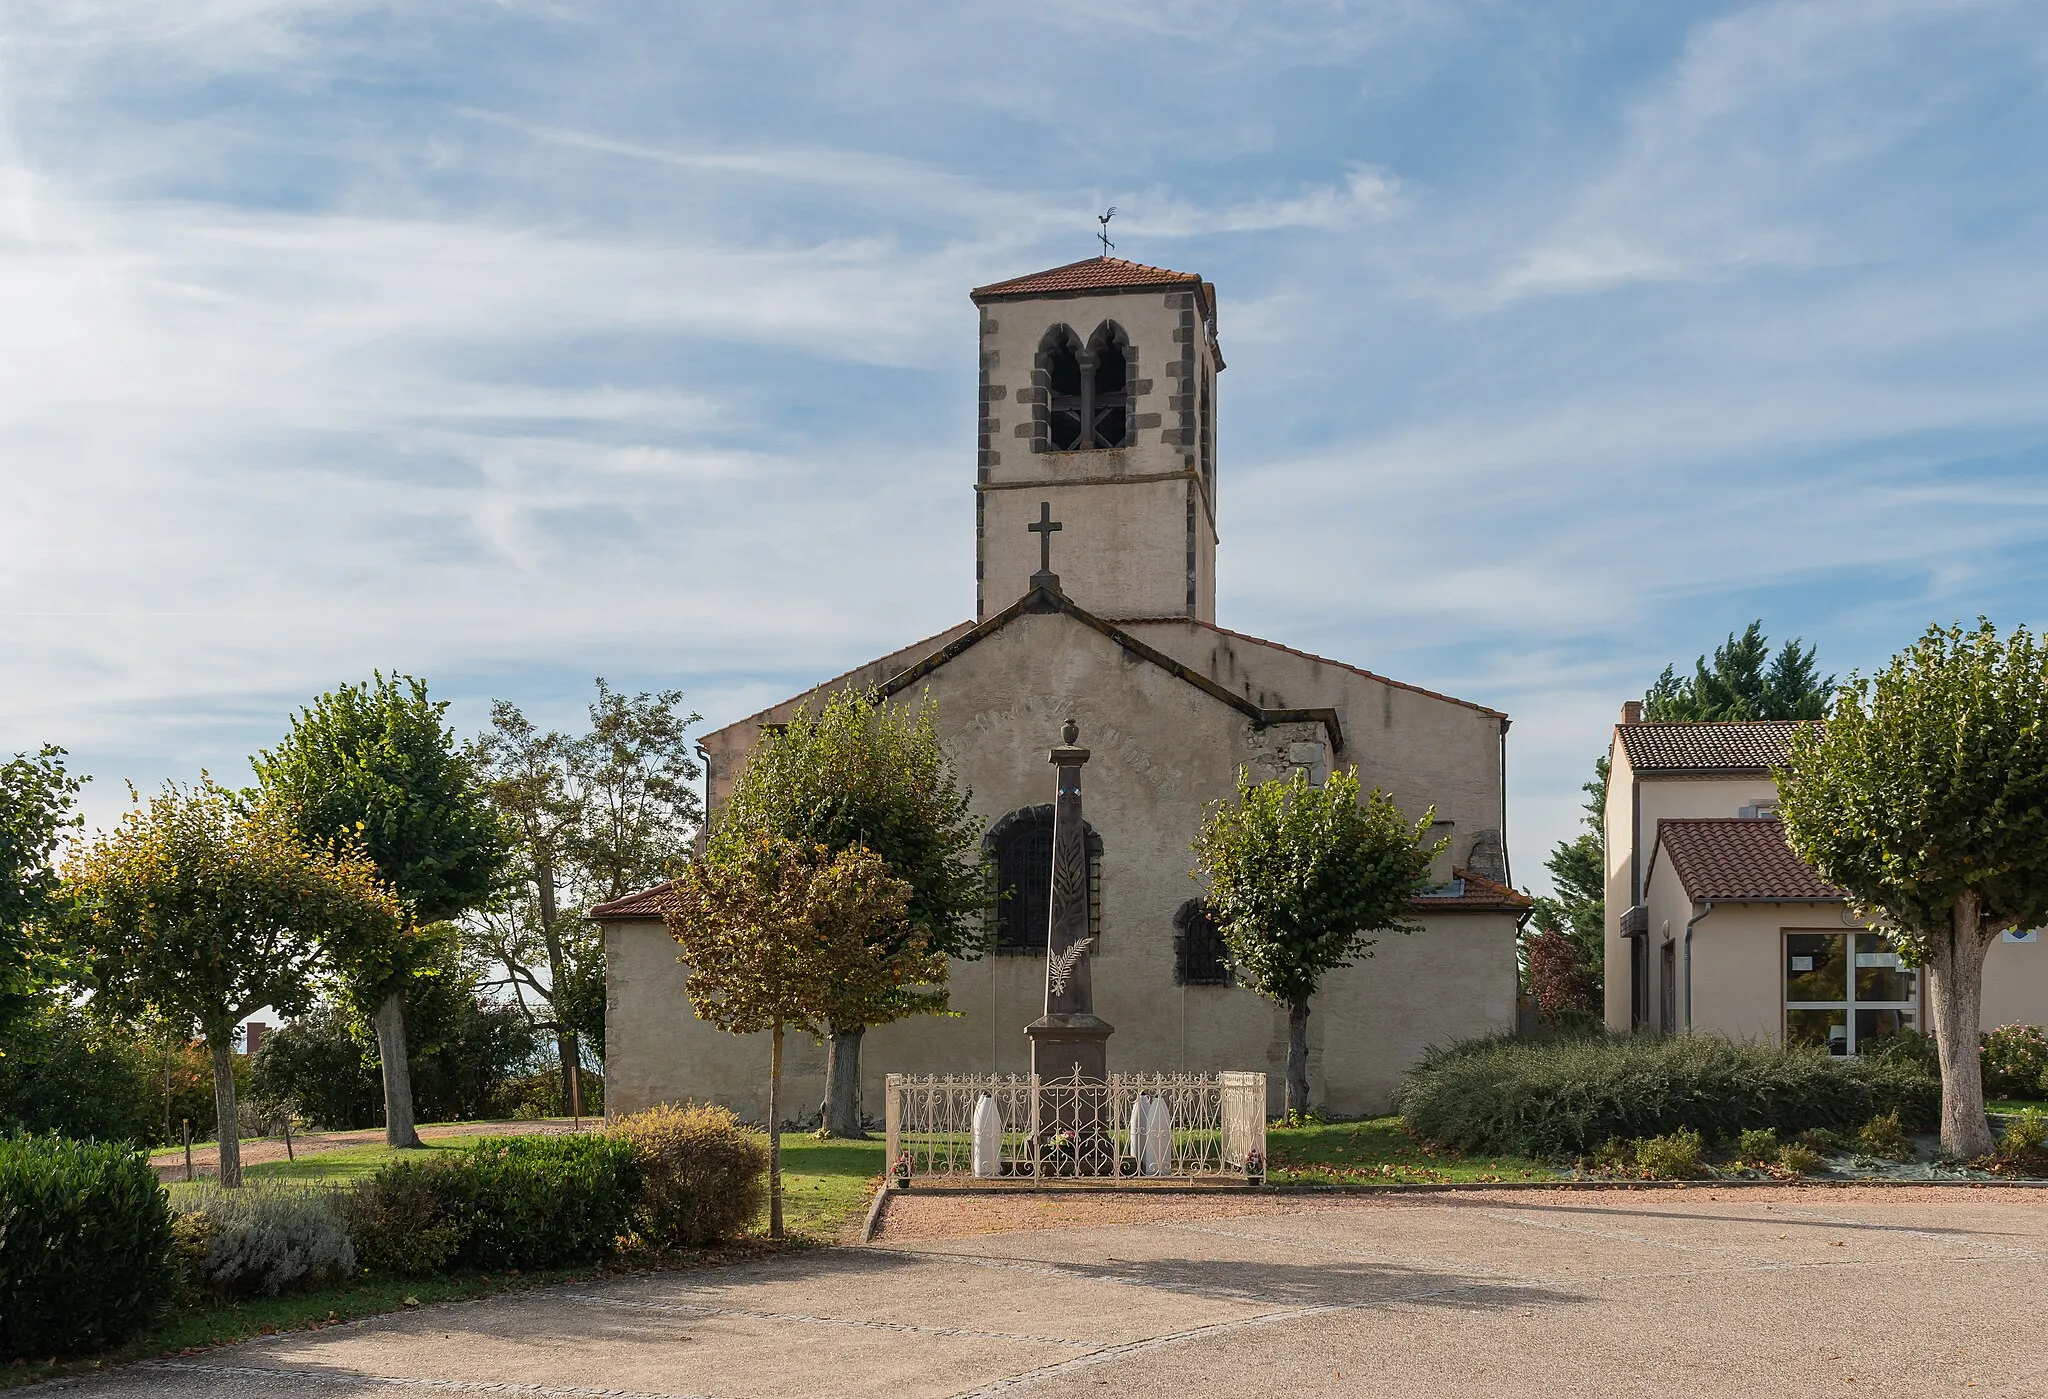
[884,1068,1267,1182]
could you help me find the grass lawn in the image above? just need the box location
[1266,1116,1560,1185]
[771,1134,886,1239]
[1990,1100,2048,1115]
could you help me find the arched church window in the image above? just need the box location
[985,805,1102,953]
[1042,328,1085,451]
[1087,324,1131,449]
[1173,899,1231,986]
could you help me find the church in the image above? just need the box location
[595,255,1529,1120]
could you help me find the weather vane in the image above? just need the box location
[1097,207,1115,255]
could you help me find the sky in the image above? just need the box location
[4,0,2046,893]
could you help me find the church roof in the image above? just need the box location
[1413,869,1533,913]
[876,584,1345,753]
[971,256,1206,302]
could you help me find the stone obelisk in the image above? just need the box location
[1024,719,1113,1082]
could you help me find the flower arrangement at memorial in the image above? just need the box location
[1243,1148,1265,1184]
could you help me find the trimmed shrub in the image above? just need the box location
[1778,1142,1825,1176]
[1795,1127,1843,1152]
[1998,1107,2048,1166]
[175,1186,354,1298]
[1734,1127,1781,1164]
[1634,1129,1706,1180]
[1399,1032,1939,1158]
[0,1135,176,1360]
[1980,1024,2048,1101]
[337,1167,462,1276]
[343,1134,637,1273]
[610,1104,767,1248]
[1854,1110,1915,1163]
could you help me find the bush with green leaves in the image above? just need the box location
[0,1135,176,1360]
[0,1006,158,1144]
[610,1103,766,1247]
[1980,1024,2048,1101]
[343,1134,637,1273]
[1734,1127,1781,1164]
[174,1185,354,1298]
[1633,1129,1706,1180]
[1997,1107,2047,1164]
[1777,1142,1826,1176]
[1854,1110,1916,1163]
[1399,1032,1938,1158]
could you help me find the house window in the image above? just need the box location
[986,805,1101,954]
[1784,930,1918,1055]
[1173,899,1230,986]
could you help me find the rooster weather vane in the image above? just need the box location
[1097,208,1115,255]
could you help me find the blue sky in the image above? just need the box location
[3,1,2046,891]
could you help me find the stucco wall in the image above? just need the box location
[608,605,1517,1121]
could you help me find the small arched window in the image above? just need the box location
[1043,328,1085,451]
[986,805,1102,953]
[1087,324,1130,449]
[1174,899,1230,986]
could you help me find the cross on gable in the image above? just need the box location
[1028,500,1062,591]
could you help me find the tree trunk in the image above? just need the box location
[208,1032,242,1188]
[768,1021,784,1239]
[555,1030,583,1118]
[373,990,423,1149]
[820,1025,867,1138]
[1286,999,1311,1119]
[1927,893,1995,1160]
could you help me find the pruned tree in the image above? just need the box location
[709,688,986,1137]
[1644,620,1834,722]
[63,778,403,1185]
[664,836,922,1236]
[1779,620,2048,1160]
[254,674,506,1148]
[473,680,700,1113]
[1,747,83,1040]
[1192,767,1444,1117]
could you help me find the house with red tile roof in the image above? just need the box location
[595,257,1528,1123]
[1604,706,2046,1048]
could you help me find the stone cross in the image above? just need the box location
[1028,501,1062,591]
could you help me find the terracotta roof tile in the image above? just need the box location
[1411,868,1533,912]
[1652,818,1843,902]
[590,879,684,921]
[1618,721,1807,774]
[971,256,1202,300]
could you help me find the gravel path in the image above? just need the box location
[45,1183,2048,1398]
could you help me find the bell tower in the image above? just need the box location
[970,257,1222,621]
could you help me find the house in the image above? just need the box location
[1601,703,2046,1048]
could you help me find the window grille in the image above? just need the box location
[986,805,1101,954]
[1173,899,1230,985]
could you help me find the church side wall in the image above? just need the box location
[1122,621,1508,877]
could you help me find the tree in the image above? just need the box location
[0,747,83,1039]
[254,674,506,1148]
[708,688,987,1137]
[1525,754,1607,1010]
[1644,620,1834,721]
[63,778,403,1185]
[473,680,701,1114]
[1779,620,2048,1160]
[665,836,922,1236]
[1192,767,1444,1117]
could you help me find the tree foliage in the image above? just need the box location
[1526,754,1606,1004]
[0,747,84,1035]
[471,680,701,1098]
[1779,620,2048,1158]
[1192,767,1443,1114]
[710,688,987,970]
[62,777,404,1184]
[1644,620,1834,722]
[665,835,926,1234]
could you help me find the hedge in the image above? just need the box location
[0,1135,176,1360]
[1399,1032,1941,1157]
[342,1133,639,1274]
